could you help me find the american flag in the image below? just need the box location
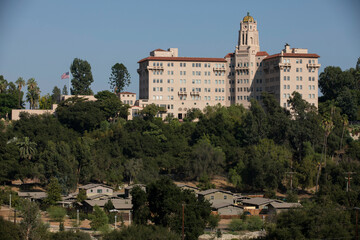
[61,72,70,79]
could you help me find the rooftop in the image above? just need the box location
[138,56,227,63]
[79,183,113,190]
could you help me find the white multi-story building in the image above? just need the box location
[136,13,320,119]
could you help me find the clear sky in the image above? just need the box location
[0,0,359,97]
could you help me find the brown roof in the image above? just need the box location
[198,189,233,196]
[268,201,302,209]
[225,53,234,58]
[264,53,320,60]
[79,183,114,190]
[119,92,136,95]
[138,56,227,63]
[256,51,269,56]
[153,48,166,52]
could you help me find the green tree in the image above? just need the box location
[18,199,48,240]
[44,177,62,206]
[0,75,7,93]
[140,104,165,120]
[47,206,66,230]
[103,225,180,240]
[0,216,22,240]
[62,85,68,95]
[130,186,150,225]
[50,231,91,240]
[26,78,40,109]
[56,97,106,133]
[147,178,212,240]
[15,77,26,108]
[109,63,131,94]
[51,86,61,104]
[70,58,94,95]
[39,94,53,109]
[90,205,109,230]
[95,90,129,120]
[77,189,87,203]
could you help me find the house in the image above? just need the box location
[267,201,302,215]
[82,199,133,222]
[238,197,280,216]
[176,184,200,194]
[124,184,146,198]
[18,191,47,202]
[58,193,78,208]
[198,189,234,203]
[78,183,113,197]
[211,201,244,218]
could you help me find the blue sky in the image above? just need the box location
[0,0,359,97]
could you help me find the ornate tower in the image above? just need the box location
[237,12,260,53]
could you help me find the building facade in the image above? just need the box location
[137,13,320,119]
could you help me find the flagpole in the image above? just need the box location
[68,70,71,95]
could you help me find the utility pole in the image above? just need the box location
[14,209,16,224]
[286,172,296,191]
[344,172,356,192]
[114,215,117,229]
[182,204,185,240]
[77,209,79,230]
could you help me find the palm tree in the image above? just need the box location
[26,78,40,109]
[15,77,26,108]
[0,77,8,93]
[16,137,37,161]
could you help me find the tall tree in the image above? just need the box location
[109,63,131,94]
[26,78,40,109]
[16,137,37,161]
[39,94,53,109]
[15,77,26,108]
[51,86,61,104]
[70,58,94,95]
[44,177,62,206]
[62,85,68,95]
[0,75,7,93]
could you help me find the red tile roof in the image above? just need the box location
[119,92,136,95]
[264,53,320,60]
[256,51,269,56]
[138,56,227,63]
[152,48,166,52]
[225,53,234,58]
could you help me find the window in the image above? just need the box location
[97,189,102,194]
[224,195,227,200]
[296,68,299,72]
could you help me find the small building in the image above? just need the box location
[18,191,47,202]
[238,197,281,216]
[78,183,113,197]
[211,201,244,218]
[198,189,234,203]
[267,201,302,215]
[82,199,133,222]
[118,92,136,106]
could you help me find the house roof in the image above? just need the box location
[264,53,320,60]
[241,197,277,206]
[62,193,78,200]
[211,201,243,210]
[225,53,234,58]
[119,92,136,95]
[87,193,111,200]
[198,189,233,196]
[18,191,47,199]
[79,183,113,190]
[256,51,269,56]
[268,201,302,209]
[138,56,227,63]
[153,48,166,52]
[84,199,132,210]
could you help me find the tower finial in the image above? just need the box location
[247,12,250,16]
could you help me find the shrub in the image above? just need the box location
[228,219,247,231]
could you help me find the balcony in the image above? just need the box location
[306,63,321,68]
[213,67,226,71]
[235,66,249,70]
[178,91,187,95]
[147,65,164,70]
[190,91,200,96]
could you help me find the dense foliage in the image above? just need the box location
[0,58,359,238]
